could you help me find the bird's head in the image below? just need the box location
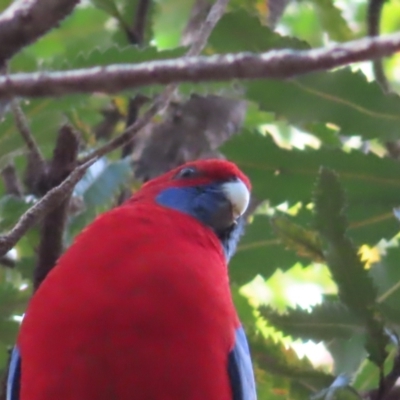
[131,159,251,259]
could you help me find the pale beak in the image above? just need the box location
[221,179,250,220]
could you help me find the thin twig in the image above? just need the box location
[79,96,165,164]
[0,0,80,63]
[11,99,46,173]
[1,163,22,197]
[0,158,95,257]
[185,0,229,57]
[79,0,228,165]
[2,31,400,98]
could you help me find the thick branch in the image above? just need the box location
[0,158,95,257]
[0,33,400,98]
[0,0,80,63]
[33,125,80,291]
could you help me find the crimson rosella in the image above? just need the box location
[7,159,257,400]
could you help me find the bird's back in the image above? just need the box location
[18,202,238,400]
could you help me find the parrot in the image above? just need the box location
[7,159,257,400]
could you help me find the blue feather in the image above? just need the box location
[7,346,21,400]
[228,327,257,400]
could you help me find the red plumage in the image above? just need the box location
[17,160,251,400]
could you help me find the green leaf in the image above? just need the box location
[24,7,112,60]
[0,195,31,231]
[271,214,324,262]
[222,131,400,245]
[311,0,353,42]
[313,168,377,312]
[312,376,362,400]
[152,0,195,49]
[208,10,309,53]
[245,69,400,141]
[0,96,88,163]
[369,246,400,317]
[250,332,334,394]
[327,336,367,375]
[353,344,398,392]
[91,0,124,22]
[313,168,388,366]
[261,301,362,341]
[48,45,186,71]
[230,215,300,284]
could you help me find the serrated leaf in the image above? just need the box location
[208,10,309,53]
[313,168,388,366]
[245,68,400,141]
[271,215,324,262]
[314,168,377,312]
[261,301,362,341]
[250,332,334,394]
[222,131,400,245]
[25,7,112,60]
[48,44,186,72]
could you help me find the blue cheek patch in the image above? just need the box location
[156,185,227,227]
[156,185,245,261]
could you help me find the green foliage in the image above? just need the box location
[3,0,400,399]
[261,301,361,341]
[271,214,324,262]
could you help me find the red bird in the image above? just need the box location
[7,159,257,400]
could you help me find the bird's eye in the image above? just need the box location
[175,167,199,179]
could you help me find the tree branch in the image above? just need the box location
[0,158,95,257]
[0,0,80,63]
[185,0,229,57]
[33,124,80,291]
[79,0,228,165]
[11,99,46,182]
[127,0,151,45]
[1,163,22,197]
[0,32,400,98]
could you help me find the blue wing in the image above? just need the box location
[228,327,257,400]
[6,346,21,400]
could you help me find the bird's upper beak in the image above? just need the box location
[221,179,250,220]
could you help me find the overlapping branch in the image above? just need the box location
[0,158,95,257]
[0,0,80,63]
[0,32,400,98]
